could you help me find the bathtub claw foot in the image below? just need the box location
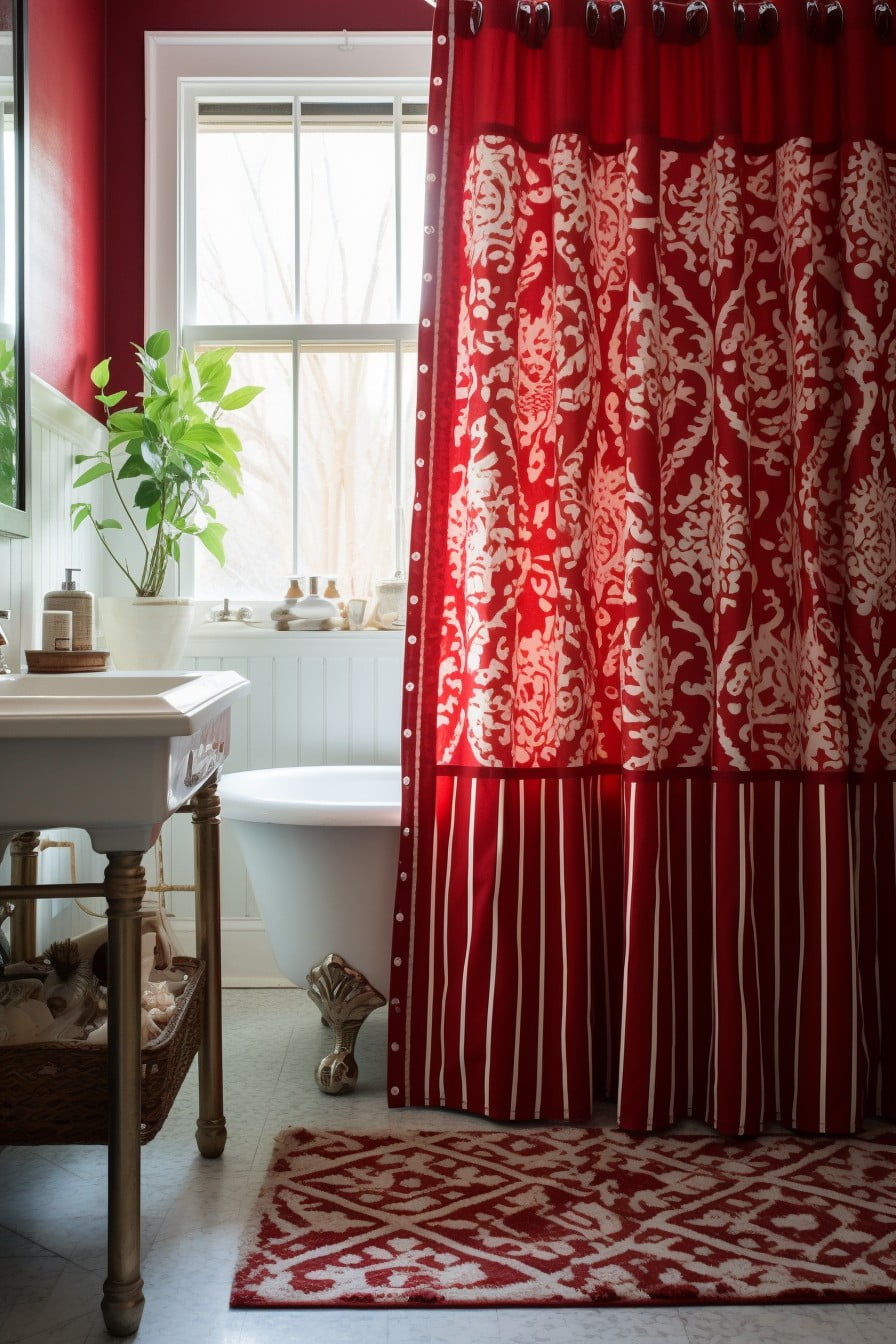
[306,953,386,1095]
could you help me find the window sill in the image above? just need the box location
[184,623,405,660]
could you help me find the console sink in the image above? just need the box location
[0,669,249,851]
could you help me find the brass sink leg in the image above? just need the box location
[306,952,386,1095]
[9,830,39,959]
[101,850,146,1338]
[191,779,227,1158]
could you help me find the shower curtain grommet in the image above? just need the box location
[875,0,895,40]
[516,0,553,45]
[464,0,484,35]
[806,0,844,40]
[586,0,627,45]
[653,0,710,40]
[733,0,779,41]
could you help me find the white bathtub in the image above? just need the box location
[217,765,401,998]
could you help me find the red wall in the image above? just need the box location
[25,1,430,415]
[104,0,431,403]
[28,0,105,412]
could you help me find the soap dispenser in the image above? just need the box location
[43,568,94,651]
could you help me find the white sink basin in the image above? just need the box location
[0,670,245,735]
[0,670,249,852]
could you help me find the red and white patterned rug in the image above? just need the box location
[231,1126,896,1308]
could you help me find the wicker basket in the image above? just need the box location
[0,956,205,1146]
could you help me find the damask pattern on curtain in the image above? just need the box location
[390,0,896,1132]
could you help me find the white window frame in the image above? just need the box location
[145,30,431,597]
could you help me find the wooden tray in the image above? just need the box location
[24,649,110,673]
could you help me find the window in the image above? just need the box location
[146,33,431,600]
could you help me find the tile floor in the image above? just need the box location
[1,989,894,1344]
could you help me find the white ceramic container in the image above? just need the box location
[98,596,194,670]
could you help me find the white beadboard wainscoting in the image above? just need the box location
[0,378,106,953]
[160,627,405,984]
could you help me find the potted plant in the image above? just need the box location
[71,330,261,668]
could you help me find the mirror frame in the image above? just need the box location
[0,0,28,538]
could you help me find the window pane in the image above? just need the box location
[400,106,426,322]
[194,346,294,598]
[195,104,295,323]
[299,105,396,324]
[297,347,396,598]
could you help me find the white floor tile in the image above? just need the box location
[847,1303,896,1344]
[0,988,894,1344]
[498,1306,690,1343]
[679,1302,866,1343]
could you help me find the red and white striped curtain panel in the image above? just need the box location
[390,0,896,1132]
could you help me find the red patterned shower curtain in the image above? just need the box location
[389,0,896,1132]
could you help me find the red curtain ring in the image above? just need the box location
[734,0,779,40]
[516,0,552,46]
[686,0,710,34]
[586,0,627,44]
[806,0,844,40]
[875,0,895,40]
[466,0,484,35]
[654,0,709,39]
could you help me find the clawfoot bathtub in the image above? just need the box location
[217,765,400,1093]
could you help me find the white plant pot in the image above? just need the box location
[97,597,194,671]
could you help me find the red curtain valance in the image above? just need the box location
[449,0,896,151]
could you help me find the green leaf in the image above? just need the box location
[196,347,235,374]
[199,365,231,403]
[90,358,111,390]
[215,464,243,497]
[180,423,223,447]
[177,443,213,468]
[219,385,263,411]
[103,427,128,446]
[197,521,227,566]
[214,427,243,469]
[96,518,124,531]
[144,330,171,361]
[70,502,93,529]
[165,417,190,446]
[138,355,170,394]
[97,389,128,409]
[73,460,113,487]
[138,443,163,473]
[107,410,146,434]
[116,456,151,480]
[134,480,162,510]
